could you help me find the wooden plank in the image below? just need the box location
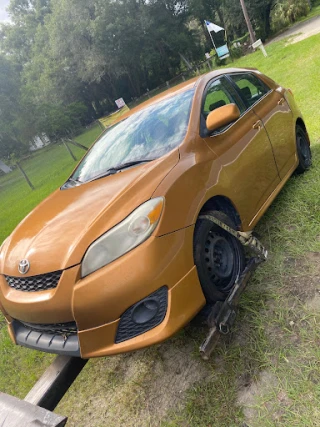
[0,393,67,427]
[24,355,88,411]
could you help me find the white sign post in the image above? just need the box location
[252,39,268,57]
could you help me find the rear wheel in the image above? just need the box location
[193,210,245,303]
[296,125,312,174]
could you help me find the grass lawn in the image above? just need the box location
[1,32,320,427]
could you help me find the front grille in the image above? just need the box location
[5,270,62,292]
[116,286,168,344]
[19,320,78,337]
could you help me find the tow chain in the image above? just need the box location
[199,214,268,261]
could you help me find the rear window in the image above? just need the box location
[228,73,271,108]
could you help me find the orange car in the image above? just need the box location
[0,68,311,358]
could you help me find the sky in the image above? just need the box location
[0,0,10,22]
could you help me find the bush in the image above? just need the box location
[214,55,229,67]
[230,45,243,59]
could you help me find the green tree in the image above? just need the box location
[270,0,310,33]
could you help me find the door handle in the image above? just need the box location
[253,120,262,130]
[278,97,285,106]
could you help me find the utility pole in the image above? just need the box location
[239,0,256,45]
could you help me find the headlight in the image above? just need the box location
[81,197,164,277]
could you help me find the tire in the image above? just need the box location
[193,210,245,303]
[296,125,312,174]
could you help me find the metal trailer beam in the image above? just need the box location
[24,355,88,411]
[0,356,88,426]
[0,393,67,427]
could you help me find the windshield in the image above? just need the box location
[71,89,194,183]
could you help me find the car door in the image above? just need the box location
[227,72,296,180]
[200,76,280,229]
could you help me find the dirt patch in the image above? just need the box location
[57,339,211,426]
[285,274,319,302]
[283,252,320,302]
[305,292,320,312]
[139,341,211,421]
[237,370,292,426]
[237,370,277,421]
[306,251,320,271]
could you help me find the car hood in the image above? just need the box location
[0,150,179,276]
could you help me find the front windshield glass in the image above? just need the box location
[72,89,194,182]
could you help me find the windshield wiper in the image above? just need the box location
[88,159,156,182]
[68,177,82,185]
[61,176,82,190]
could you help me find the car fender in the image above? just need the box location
[152,138,242,236]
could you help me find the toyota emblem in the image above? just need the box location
[18,259,30,275]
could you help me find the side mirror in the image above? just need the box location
[206,104,241,133]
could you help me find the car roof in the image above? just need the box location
[110,67,258,125]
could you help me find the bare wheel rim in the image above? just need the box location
[203,228,238,293]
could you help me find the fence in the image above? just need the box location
[0,135,94,195]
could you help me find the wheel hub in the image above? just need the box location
[205,233,234,280]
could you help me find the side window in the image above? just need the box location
[203,78,235,118]
[228,73,271,108]
[201,77,243,136]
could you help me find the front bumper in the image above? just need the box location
[0,226,205,358]
[12,319,81,357]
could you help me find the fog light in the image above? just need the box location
[115,286,168,343]
[132,299,160,324]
